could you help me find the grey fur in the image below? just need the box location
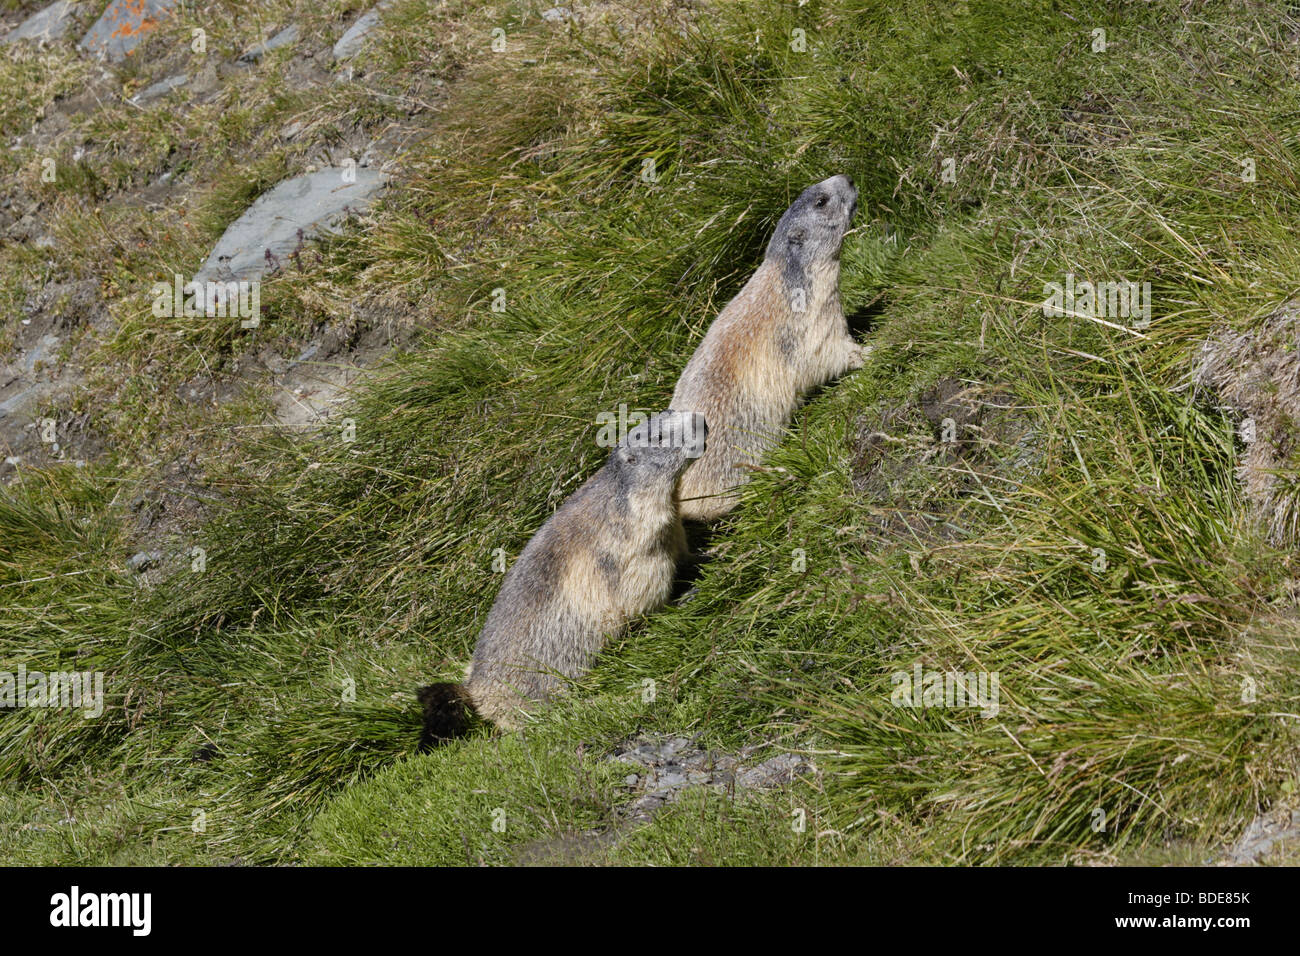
[463,409,706,728]
[767,174,859,295]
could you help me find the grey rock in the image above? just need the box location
[126,550,163,572]
[735,752,813,790]
[25,334,58,373]
[2,0,79,45]
[79,0,178,62]
[0,386,38,419]
[649,770,687,791]
[540,7,573,22]
[131,73,186,106]
[188,62,218,96]
[239,23,299,63]
[193,166,387,283]
[1224,809,1300,865]
[333,5,387,60]
[605,734,814,823]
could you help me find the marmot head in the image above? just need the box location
[764,174,858,274]
[610,409,708,485]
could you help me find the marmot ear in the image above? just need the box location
[789,227,807,244]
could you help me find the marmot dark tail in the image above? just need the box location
[416,683,474,750]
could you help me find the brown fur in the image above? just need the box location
[671,175,865,521]
[418,410,704,743]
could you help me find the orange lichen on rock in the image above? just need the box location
[81,0,176,60]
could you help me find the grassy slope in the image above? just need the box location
[3,0,1300,865]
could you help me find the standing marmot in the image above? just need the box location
[418,409,706,747]
[671,174,864,521]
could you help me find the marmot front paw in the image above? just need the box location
[844,342,869,371]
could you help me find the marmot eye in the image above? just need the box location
[815,194,829,207]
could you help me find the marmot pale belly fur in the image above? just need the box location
[417,410,706,747]
[671,174,864,521]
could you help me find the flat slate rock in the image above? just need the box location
[79,0,177,62]
[2,0,79,44]
[239,23,299,63]
[193,167,387,283]
[333,4,388,60]
[130,72,186,105]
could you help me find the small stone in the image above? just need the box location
[651,771,687,791]
[239,23,299,63]
[735,753,813,790]
[126,550,164,573]
[540,7,573,22]
[130,73,187,107]
[1,0,79,45]
[188,62,219,96]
